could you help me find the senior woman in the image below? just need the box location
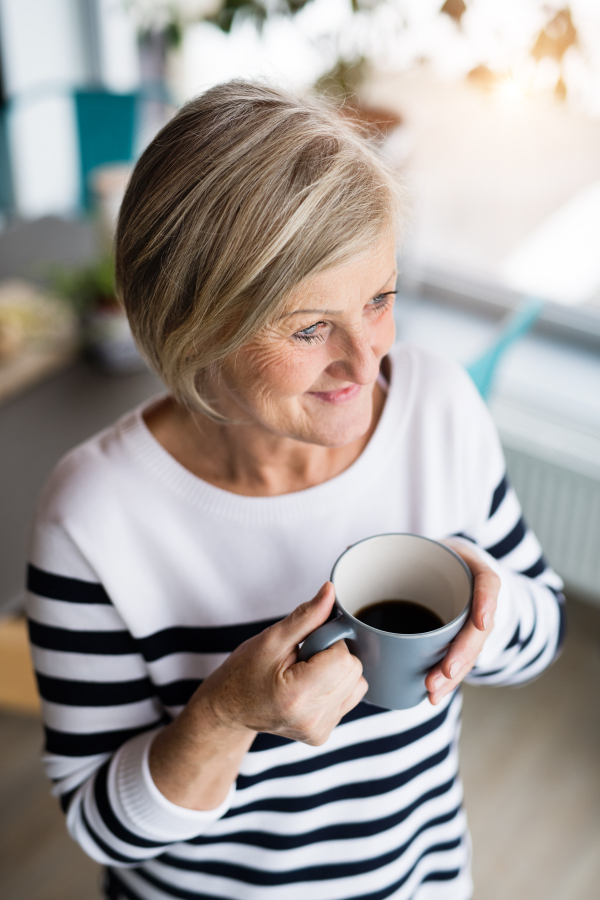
[26,82,564,900]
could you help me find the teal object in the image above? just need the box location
[74,90,137,209]
[466,296,546,400]
[0,107,14,211]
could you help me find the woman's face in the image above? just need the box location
[215,231,397,448]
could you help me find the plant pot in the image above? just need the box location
[82,307,146,374]
[338,104,403,141]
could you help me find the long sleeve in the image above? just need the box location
[461,472,566,685]
[26,520,233,867]
[449,370,566,686]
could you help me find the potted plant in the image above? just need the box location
[129,0,401,132]
[52,256,145,374]
[314,57,402,140]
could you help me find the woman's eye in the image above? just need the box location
[292,322,325,343]
[371,291,397,308]
[291,291,396,344]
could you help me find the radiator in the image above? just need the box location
[491,396,600,601]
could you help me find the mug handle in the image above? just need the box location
[298,616,356,662]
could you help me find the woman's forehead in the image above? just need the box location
[279,244,398,319]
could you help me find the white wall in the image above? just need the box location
[0,0,86,96]
[96,0,140,93]
[0,0,139,219]
[0,0,83,216]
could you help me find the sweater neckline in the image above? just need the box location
[118,343,417,524]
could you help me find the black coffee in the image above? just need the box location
[355,598,444,634]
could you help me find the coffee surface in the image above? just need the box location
[355,598,444,634]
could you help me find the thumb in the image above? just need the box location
[275,582,336,649]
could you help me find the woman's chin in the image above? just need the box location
[300,397,375,448]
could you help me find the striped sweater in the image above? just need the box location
[26,342,565,900]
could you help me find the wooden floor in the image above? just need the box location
[462,595,600,899]
[0,595,598,900]
[0,712,104,900]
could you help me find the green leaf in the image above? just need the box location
[49,256,117,316]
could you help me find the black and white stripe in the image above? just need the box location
[27,468,563,900]
[459,475,565,685]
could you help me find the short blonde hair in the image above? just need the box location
[116,80,405,418]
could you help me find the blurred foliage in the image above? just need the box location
[440,0,466,25]
[314,57,369,102]
[163,18,184,47]
[208,0,382,34]
[129,0,385,42]
[466,64,497,90]
[465,5,579,103]
[315,57,402,142]
[50,257,118,316]
[210,0,271,35]
[531,7,577,64]
[128,0,225,46]
[531,6,578,101]
[208,0,379,32]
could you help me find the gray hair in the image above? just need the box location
[116,80,406,419]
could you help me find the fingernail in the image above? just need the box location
[431,674,444,691]
[449,661,461,679]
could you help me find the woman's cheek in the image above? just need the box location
[377,309,396,352]
[281,350,329,396]
[249,343,325,399]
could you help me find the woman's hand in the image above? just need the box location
[202,581,367,744]
[425,539,500,706]
[149,583,366,811]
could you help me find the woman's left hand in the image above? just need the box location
[425,538,500,706]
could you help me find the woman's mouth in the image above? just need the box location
[308,384,361,404]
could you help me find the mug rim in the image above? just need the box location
[330,532,473,640]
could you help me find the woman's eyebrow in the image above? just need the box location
[280,270,398,321]
[280,308,339,320]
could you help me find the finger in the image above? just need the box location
[441,616,489,680]
[443,539,500,631]
[338,675,369,719]
[333,649,364,693]
[429,642,483,704]
[425,618,488,695]
[429,669,468,705]
[471,570,500,632]
[297,640,359,694]
[270,582,336,649]
[305,681,368,745]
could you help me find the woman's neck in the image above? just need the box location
[143,383,387,498]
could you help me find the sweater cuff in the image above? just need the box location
[110,728,235,844]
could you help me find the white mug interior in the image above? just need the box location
[332,534,471,628]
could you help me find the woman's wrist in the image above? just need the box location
[148,688,256,811]
[188,682,252,736]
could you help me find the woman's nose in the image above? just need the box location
[331,327,381,385]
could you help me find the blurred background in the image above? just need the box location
[0,1,599,898]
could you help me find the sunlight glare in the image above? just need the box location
[495,75,526,107]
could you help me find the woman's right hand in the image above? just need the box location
[149,582,367,811]
[200,581,367,746]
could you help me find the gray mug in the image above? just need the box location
[299,534,473,710]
